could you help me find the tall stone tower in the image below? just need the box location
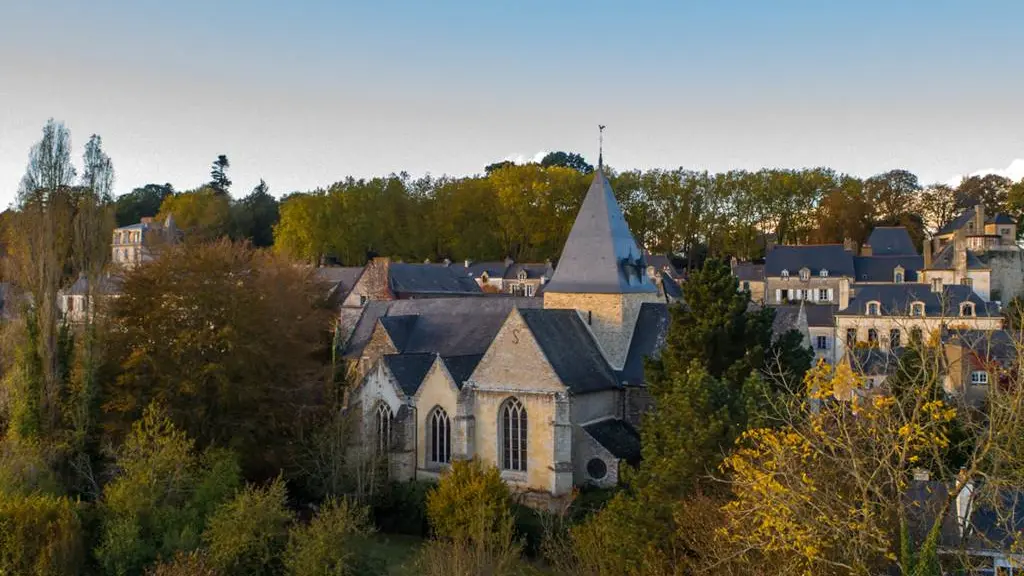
[543,168,660,370]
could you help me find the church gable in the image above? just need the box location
[359,321,399,370]
[414,356,460,403]
[470,309,567,393]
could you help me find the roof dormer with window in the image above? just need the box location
[866,301,881,316]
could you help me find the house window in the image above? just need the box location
[866,302,881,316]
[818,288,828,301]
[743,281,750,291]
[960,302,975,317]
[526,284,535,297]
[816,335,828,350]
[890,329,901,348]
[910,328,923,345]
[375,402,393,453]
[781,269,789,279]
[799,269,810,281]
[500,397,527,472]
[846,328,857,347]
[868,328,878,344]
[894,271,904,283]
[970,371,989,385]
[820,269,828,278]
[911,302,925,316]
[961,277,973,289]
[931,278,943,292]
[1002,228,1010,235]
[517,270,527,281]
[429,407,451,465]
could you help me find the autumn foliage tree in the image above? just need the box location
[101,240,330,477]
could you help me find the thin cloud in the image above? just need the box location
[945,158,1024,186]
[502,150,549,165]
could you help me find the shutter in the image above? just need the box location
[827,288,834,301]
[776,289,782,302]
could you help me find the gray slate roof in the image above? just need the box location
[848,347,905,377]
[660,276,682,300]
[448,261,509,279]
[317,266,364,305]
[854,255,923,282]
[927,243,987,270]
[937,209,1017,236]
[773,304,836,331]
[907,480,1024,555]
[518,308,620,394]
[388,263,482,296]
[343,298,542,360]
[866,227,918,256]
[619,303,670,386]
[545,170,657,294]
[442,355,485,387]
[583,419,642,464]
[944,329,1019,366]
[765,245,855,278]
[502,262,553,281]
[733,262,764,282]
[384,353,437,396]
[837,284,998,317]
[805,304,837,328]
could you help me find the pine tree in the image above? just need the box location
[210,155,232,195]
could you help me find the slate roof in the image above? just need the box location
[62,274,123,296]
[343,298,542,360]
[644,252,682,278]
[866,227,918,256]
[384,353,437,397]
[441,354,485,387]
[937,209,1017,236]
[944,329,1019,366]
[583,419,642,465]
[925,243,987,270]
[518,308,620,393]
[545,170,657,294]
[619,303,670,386]
[733,262,764,282]
[764,245,856,277]
[449,261,509,280]
[771,305,805,340]
[387,263,482,296]
[836,284,998,317]
[907,480,1024,555]
[805,304,837,328]
[660,276,682,300]
[379,315,418,350]
[502,262,553,281]
[316,266,364,304]
[854,255,923,282]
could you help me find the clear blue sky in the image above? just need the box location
[2,0,1023,206]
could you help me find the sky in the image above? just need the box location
[2,0,1023,207]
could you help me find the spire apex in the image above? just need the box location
[598,124,605,169]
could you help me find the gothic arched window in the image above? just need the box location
[375,402,393,453]
[429,406,451,465]
[500,397,527,472]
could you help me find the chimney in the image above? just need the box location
[954,231,967,275]
[955,469,974,537]
[464,259,471,268]
[843,238,858,253]
[838,277,851,310]
[861,244,873,257]
[504,256,514,268]
[923,237,932,269]
[975,203,985,234]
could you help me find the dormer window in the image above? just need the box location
[517,269,527,281]
[819,269,828,278]
[894,271,904,283]
[960,302,976,317]
[866,301,881,316]
[781,269,789,279]
[910,302,925,316]
[799,268,810,281]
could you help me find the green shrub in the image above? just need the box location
[373,480,430,535]
[145,551,217,576]
[204,477,293,576]
[426,458,511,542]
[0,438,62,497]
[283,497,384,576]
[0,493,83,576]
[415,511,521,576]
[95,404,241,575]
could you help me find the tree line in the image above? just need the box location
[117,161,1024,270]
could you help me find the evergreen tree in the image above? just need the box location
[210,155,232,195]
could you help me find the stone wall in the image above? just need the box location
[542,291,660,370]
[343,257,393,307]
[569,390,620,425]
[413,359,459,473]
[987,251,1024,303]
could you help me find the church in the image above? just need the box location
[341,165,669,504]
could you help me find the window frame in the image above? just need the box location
[500,397,528,473]
[970,371,989,385]
[428,406,452,466]
[960,302,976,317]
[375,401,393,453]
[866,301,881,316]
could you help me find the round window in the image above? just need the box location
[586,458,608,480]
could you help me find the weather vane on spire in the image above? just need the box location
[598,124,606,169]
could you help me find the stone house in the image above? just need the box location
[342,168,668,504]
[341,258,483,308]
[57,273,122,323]
[854,227,923,285]
[934,204,1017,252]
[941,329,1017,405]
[732,261,766,303]
[764,244,855,306]
[833,284,1002,362]
[111,214,178,269]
